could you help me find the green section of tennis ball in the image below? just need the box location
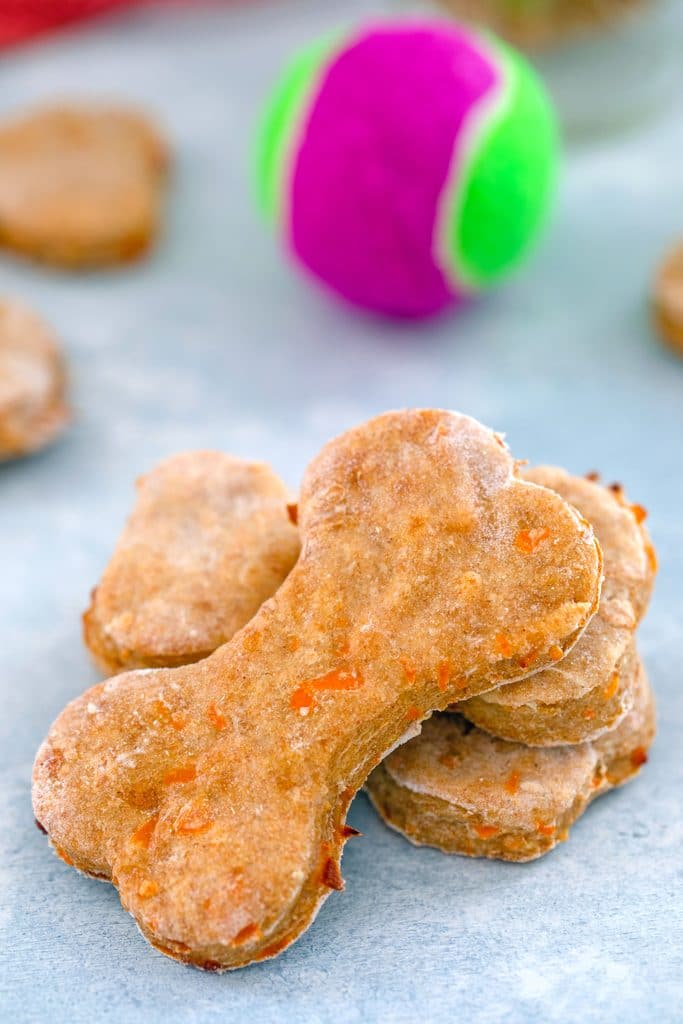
[446,41,559,289]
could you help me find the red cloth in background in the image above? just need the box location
[0,0,171,46]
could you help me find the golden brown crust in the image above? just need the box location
[33,409,602,970]
[437,0,649,50]
[0,299,70,459]
[0,105,168,268]
[366,649,655,862]
[83,452,301,675]
[458,468,655,745]
[652,240,683,357]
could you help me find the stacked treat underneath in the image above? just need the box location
[368,465,655,860]
[33,411,656,970]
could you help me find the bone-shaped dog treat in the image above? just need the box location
[459,468,656,746]
[0,104,168,268]
[0,299,70,460]
[33,410,602,970]
[86,458,651,746]
[366,645,654,862]
[83,452,301,675]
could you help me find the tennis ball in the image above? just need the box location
[255,19,559,319]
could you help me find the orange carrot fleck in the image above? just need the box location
[504,771,521,796]
[207,702,227,731]
[231,923,261,946]
[630,747,648,768]
[286,503,298,526]
[475,824,499,840]
[307,667,364,692]
[583,708,595,720]
[290,687,315,713]
[515,527,550,555]
[603,672,620,701]
[437,660,450,692]
[151,700,185,731]
[645,543,658,574]
[55,846,74,867]
[288,635,300,652]
[631,503,648,525]
[518,648,539,670]
[163,765,197,786]
[257,937,291,962]
[400,657,417,684]
[406,706,421,722]
[131,814,159,849]
[536,821,555,837]
[138,879,159,899]
[494,634,513,658]
[549,645,563,662]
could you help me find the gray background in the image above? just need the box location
[1,2,682,1022]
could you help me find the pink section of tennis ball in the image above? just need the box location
[288,24,499,319]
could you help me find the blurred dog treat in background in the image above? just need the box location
[431,0,651,49]
[0,299,70,460]
[653,240,683,358]
[0,104,168,269]
[426,0,678,135]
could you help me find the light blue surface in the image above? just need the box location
[1,3,682,1022]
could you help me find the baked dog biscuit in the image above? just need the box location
[0,299,70,459]
[0,105,167,268]
[652,239,683,357]
[33,410,602,970]
[366,646,654,862]
[458,467,655,746]
[83,452,301,674]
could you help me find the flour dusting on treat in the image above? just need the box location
[0,104,168,268]
[33,409,601,970]
[366,648,655,862]
[458,467,656,746]
[0,299,70,460]
[83,452,301,675]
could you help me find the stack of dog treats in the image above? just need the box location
[32,410,655,971]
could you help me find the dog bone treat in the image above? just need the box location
[0,104,168,268]
[458,467,655,746]
[84,459,649,747]
[652,240,683,358]
[0,299,70,460]
[33,410,602,970]
[83,452,301,675]
[366,646,654,862]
